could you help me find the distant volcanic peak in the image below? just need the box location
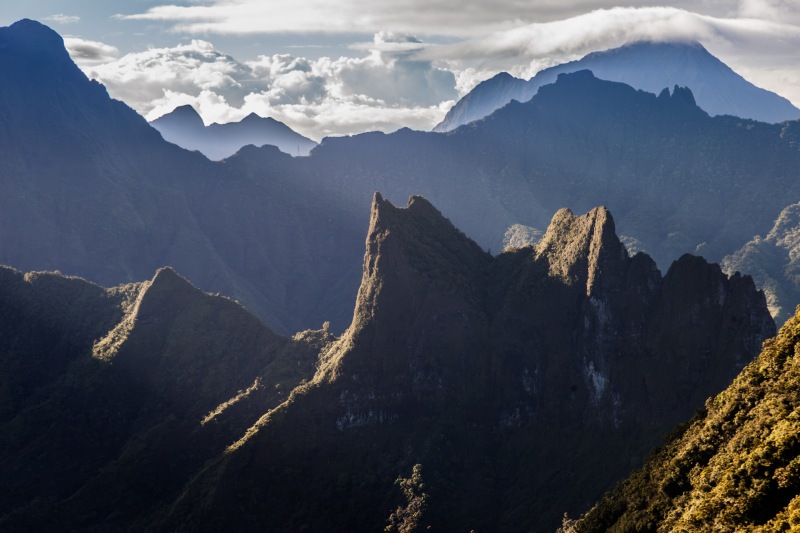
[536,206,627,294]
[614,38,704,52]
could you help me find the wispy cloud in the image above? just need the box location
[64,37,119,66]
[117,0,730,36]
[43,14,80,25]
[414,6,800,105]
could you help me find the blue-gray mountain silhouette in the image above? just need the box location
[151,105,317,159]
[435,40,800,132]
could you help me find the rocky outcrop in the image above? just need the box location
[156,197,774,532]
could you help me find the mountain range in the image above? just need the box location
[0,195,774,531]
[0,19,363,335]
[150,105,317,160]
[435,40,800,132]
[3,19,800,336]
[4,17,800,532]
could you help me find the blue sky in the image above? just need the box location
[3,1,800,139]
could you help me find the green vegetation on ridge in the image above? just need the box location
[575,307,800,532]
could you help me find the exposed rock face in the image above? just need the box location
[156,196,774,532]
[575,308,800,532]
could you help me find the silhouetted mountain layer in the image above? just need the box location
[266,69,800,277]
[0,265,332,530]
[148,197,774,532]
[151,105,317,160]
[435,40,800,132]
[0,19,362,334]
[575,306,800,532]
[3,20,799,336]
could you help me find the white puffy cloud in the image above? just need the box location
[86,40,262,109]
[82,35,456,140]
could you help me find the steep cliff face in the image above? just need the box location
[575,309,800,533]
[157,196,774,532]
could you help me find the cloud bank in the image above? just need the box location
[76,4,800,138]
[85,33,456,139]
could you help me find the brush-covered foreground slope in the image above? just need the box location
[575,308,800,532]
[0,265,332,530]
[0,19,362,334]
[150,105,317,160]
[435,40,800,132]
[154,195,774,533]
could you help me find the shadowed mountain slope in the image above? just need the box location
[0,19,362,334]
[0,266,332,530]
[151,105,317,160]
[152,196,774,532]
[275,69,800,277]
[435,40,800,132]
[575,307,800,532]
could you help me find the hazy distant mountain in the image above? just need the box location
[151,105,317,160]
[0,198,774,531]
[3,20,800,336]
[283,70,800,274]
[0,19,362,334]
[722,202,800,325]
[575,308,800,532]
[435,40,800,132]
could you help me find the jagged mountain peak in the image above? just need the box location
[535,206,628,295]
[363,193,490,284]
[338,192,491,365]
